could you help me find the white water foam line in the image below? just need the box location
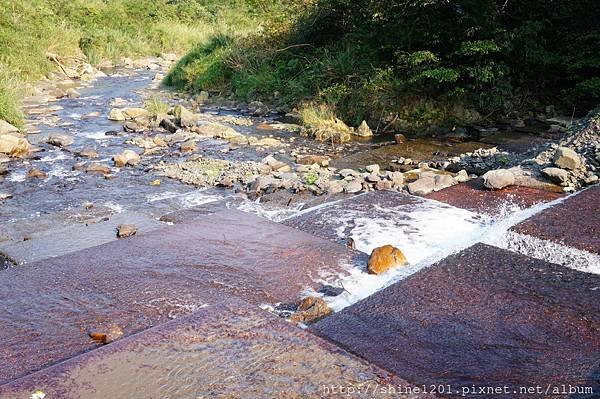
[304,192,585,312]
[236,198,308,222]
[504,231,600,274]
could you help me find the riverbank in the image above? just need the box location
[0,0,272,127]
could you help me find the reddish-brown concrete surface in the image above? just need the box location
[313,243,600,398]
[0,299,436,399]
[0,210,365,384]
[511,186,600,254]
[426,178,563,216]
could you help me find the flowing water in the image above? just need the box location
[1,65,591,309]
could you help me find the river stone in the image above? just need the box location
[326,180,344,194]
[482,169,515,190]
[86,163,111,175]
[122,107,150,120]
[407,176,435,196]
[290,297,332,324]
[174,105,200,128]
[0,134,30,157]
[365,164,380,174]
[196,122,239,139]
[248,100,269,116]
[355,120,373,137]
[263,155,291,172]
[345,179,363,193]
[553,147,581,170]
[159,117,178,133]
[180,140,197,153]
[113,150,140,167]
[117,224,137,238]
[108,108,125,121]
[65,88,80,99]
[365,173,381,183]
[26,168,47,179]
[47,134,74,147]
[433,174,456,191]
[296,155,330,167]
[0,120,18,135]
[78,148,99,159]
[367,244,408,275]
[541,167,569,185]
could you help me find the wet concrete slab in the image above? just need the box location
[426,178,563,217]
[313,243,600,398]
[0,299,434,399]
[0,211,165,263]
[511,186,599,254]
[283,190,486,263]
[0,210,363,384]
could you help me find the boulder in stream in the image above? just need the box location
[47,134,74,147]
[367,245,408,275]
[482,169,515,190]
[113,150,140,167]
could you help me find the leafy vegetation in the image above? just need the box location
[0,0,263,126]
[166,0,600,131]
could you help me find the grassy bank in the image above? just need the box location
[0,0,265,127]
[166,0,600,132]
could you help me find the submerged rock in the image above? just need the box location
[116,224,137,238]
[290,296,332,324]
[88,325,124,344]
[482,169,515,190]
[27,168,47,179]
[86,163,111,175]
[78,148,99,159]
[367,245,408,275]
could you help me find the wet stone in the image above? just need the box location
[313,243,600,398]
[426,177,563,216]
[0,299,427,399]
[0,210,362,383]
[0,211,163,264]
[511,185,600,254]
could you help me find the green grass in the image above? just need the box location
[165,0,600,132]
[0,0,266,126]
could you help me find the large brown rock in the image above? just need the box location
[367,245,408,274]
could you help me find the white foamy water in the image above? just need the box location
[299,192,589,311]
[79,130,110,140]
[178,191,223,208]
[8,171,26,182]
[39,150,70,163]
[237,198,307,222]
